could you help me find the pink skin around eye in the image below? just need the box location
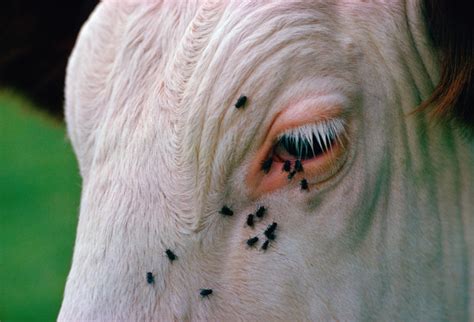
[245,96,346,199]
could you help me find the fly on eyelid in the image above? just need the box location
[295,159,304,172]
[261,158,273,174]
[288,170,296,180]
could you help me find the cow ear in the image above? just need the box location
[420,0,474,135]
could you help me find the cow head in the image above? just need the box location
[59,1,473,320]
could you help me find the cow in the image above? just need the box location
[58,0,473,320]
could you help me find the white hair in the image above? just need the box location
[60,1,473,320]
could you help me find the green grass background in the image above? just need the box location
[0,90,81,321]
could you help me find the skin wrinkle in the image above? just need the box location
[66,2,122,179]
[403,1,436,93]
[59,1,473,321]
[395,23,448,314]
[396,26,444,281]
[164,1,224,114]
[207,38,354,198]
[155,2,235,232]
[350,4,446,320]
[393,92,427,317]
[453,139,471,320]
[434,109,469,319]
[187,18,340,226]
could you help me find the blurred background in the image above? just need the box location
[1,0,98,320]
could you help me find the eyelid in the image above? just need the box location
[245,94,350,198]
[275,118,346,153]
[265,94,347,143]
[276,117,345,139]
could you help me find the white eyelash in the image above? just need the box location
[276,118,346,157]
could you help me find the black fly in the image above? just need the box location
[219,205,234,216]
[282,160,292,172]
[288,170,296,180]
[235,95,247,109]
[300,179,309,191]
[200,289,213,297]
[246,214,254,227]
[295,159,304,172]
[261,158,273,174]
[261,240,270,251]
[246,236,259,247]
[146,272,154,284]
[255,206,266,218]
[264,222,277,240]
[165,249,177,262]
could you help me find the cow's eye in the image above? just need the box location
[273,119,345,161]
[246,114,349,198]
[245,95,351,198]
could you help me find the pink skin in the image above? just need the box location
[245,96,347,198]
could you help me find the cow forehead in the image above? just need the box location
[81,0,426,228]
[92,0,415,151]
[96,2,359,163]
[86,1,362,217]
[60,1,474,321]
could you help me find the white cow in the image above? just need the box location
[59,1,473,320]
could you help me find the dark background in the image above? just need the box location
[0,0,99,119]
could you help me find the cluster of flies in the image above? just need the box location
[262,156,308,190]
[221,204,276,251]
[146,95,308,299]
[244,206,276,251]
[238,93,309,190]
